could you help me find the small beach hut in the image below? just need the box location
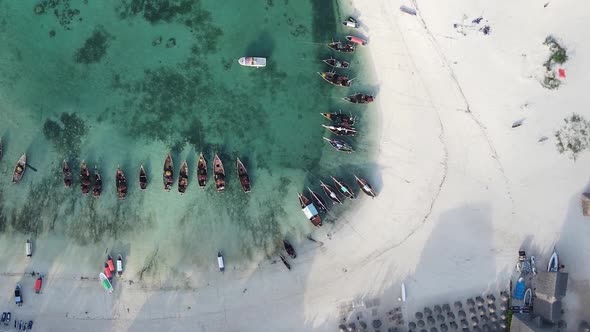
[440,323,448,332]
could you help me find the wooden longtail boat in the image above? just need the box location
[322,137,354,153]
[323,57,350,69]
[307,186,329,213]
[63,160,73,188]
[320,180,343,204]
[298,192,322,227]
[322,124,357,136]
[320,111,355,127]
[327,41,355,53]
[331,176,355,199]
[116,165,127,200]
[12,154,26,184]
[139,165,147,190]
[163,154,174,191]
[178,160,189,194]
[343,93,374,104]
[197,153,207,188]
[80,161,91,195]
[342,16,359,28]
[92,166,102,198]
[354,174,377,198]
[237,157,251,193]
[346,35,368,45]
[318,71,352,87]
[213,154,225,192]
[283,240,297,259]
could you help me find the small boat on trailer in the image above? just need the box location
[321,111,355,127]
[298,192,322,227]
[197,153,207,188]
[238,56,267,68]
[12,154,26,184]
[332,176,355,199]
[116,165,127,200]
[99,273,113,293]
[178,160,189,194]
[283,240,297,259]
[318,71,352,87]
[322,124,357,136]
[139,165,147,190]
[322,57,350,69]
[307,187,329,213]
[323,137,354,153]
[342,16,359,28]
[320,180,343,205]
[214,154,225,192]
[346,35,368,46]
[237,157,251,193]
[548,247,559,272]
[63,160,73,187]
[327,41,355,53]
[344,93,374,104]
[354,174,377,198]
[92,166,102,198]
[163,154,174,191]
[116,255,124,276]
[80,161,91,195]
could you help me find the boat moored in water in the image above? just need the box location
[344,93,374,104]
[298,192,322,227]
[139,165,147,190]
[322,124,357,136]
[116,165,127,200]
[214,154,225,192]
[307,187,329,214]
[237,157,251,193]
[63,160,73,187]
[322,137,354,153]
[178,160,189,194]
[346,35,367,46]
[321,111,355,127]
[342,16,359,28]
[12,154,26,184]
[197,153,207,188]
[327,41,355,53]
[163,154,174,191]
[318,71,352,87]
[354,174,377,198]
[322,57,350,69]
[332,176,355,199]
[92,166,102,198]
[80,161,91,195]
[320,180,343,205]
[238,56,267,68]
[283,240,297,259]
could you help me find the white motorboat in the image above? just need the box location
[238,57,266,68]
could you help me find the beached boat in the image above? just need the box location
[197,153,207,188]
[280,254,291,270]
[217,252,225,272]
[12,154,26,184]
[163,154,174,191]
[318,71,352,87]
[178,160,189,194]
[321,111,355,127]
[34,275,43,294]
[342,16,359,28]
[322,137,354,153]
[332,176,355,199]
[116,254,124,276]
[238,56,267,68]
[322,124,357,136]
[107,255,115,273]
[344,93,374,104]
[213,154,225,192]
[92,166,102,198]
[327,41,355,53]
[548,248,559,272]
[99,273,113,293]
[320,180,343,205]
[322,57,350,69]
[298,192,322,227]
[80,161,91,195]
[307,187,329,213]
[63,160,73,188]
[346,35,368,46]
[237,157,251,193]
[116,165,127,200]
[283,240,297,259]
[354,174,377,198]
[103,263,113,280]
[139,165,147,190]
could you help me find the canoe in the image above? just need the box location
[318,72,352,87]
[320,111,355,127]
[327,41,355,53]
[139,165,147,190]
[320,180,342,204]
[178,160,189,194]
[163,154,174,191]
[322,58,350,69]
[238,56,267,68]
[283,240,297,259]
[12,154,26,184]
[26,239,32,257]
[103,262,113,280]
[547,248,559,272]
[280,254,291,270]
[354,174,377,198]
[63,160,73,187]
[307,187,329,213]
[322,137,354,153]
[197,152,207,188]
[116,254,123,276]
[237,157,251,193]
[116,165,127,200]
[80,161,91,195]
[99,273,113,293]
[322,124,357,136]
[213,154,225,192]
[346,35,368,46]
[343,93,374,104]
[107,255,115,273]
[92,166,102,198]
[332,176,355,199]
[298,192,322,227]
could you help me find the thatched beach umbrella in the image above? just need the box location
[472,327,481,332]
[467,298,475,307]
[458,310,466,318]
[447,312,455,320]
[481,316,489,324]
[471,316,479,325]
[442,304,451,312]
[427,316,435,325]
[499,322,507,329]
[469,308,477,316]
[437,314,445,322]
[348,323,356,331]
[418,320,425,328]
[449,321,458,330]
[424,307,433,316]
[499,304,507,311]
[408,321,417,330]
[415,312,424,320]
[486,295,495,304]
[338,324,347,332]
[372,320,382,329]
[359,321,367,329]
[478,308,486,316]
[440,323,448,332]
[430,328,438,332]
[476,296,485,305]
[488,305,496,313]
[461,319,469,329]
[500,292,509,302]
[434,305,442,314]
[499,313,506,321]
[454,301,463,310]
[492,322,501,330]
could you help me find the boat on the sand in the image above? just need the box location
[12,154,26,184]
[197,153,207,188]
[280,254,291,270]
[139,165,147,190]
[237,157,251,193]
[116,165,127,200]
[80,161,91,195]
[178,160,189,194]
[322,57,350,69]
[354,174,377,198]
[321,111,355,127]
[320,180,343,205]
[214,154,225,192]
[318,71,352,87]
[298,192,322,227]
[342,16,359,28]
[283,240,297,259]
[107,255,115,273]
[35,275,43,294]
[163,154,174,191]
[99,273,113,293]
[92,166,102,198]
[346,35,367,46]
[332,176,355,199]
[548,247,559,272]
[307,186,329,213]
[103,262,113,281]
[513,277,526,300]
[327,41,355,53]
[116,254,124,276]
[217,251,225,272]
[323,137,354,153]
[322,124,357,136]
[238,56,267,68]
[344,93,374,104]
[63,160,73,188]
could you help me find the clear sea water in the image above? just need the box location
[0,0,376,279]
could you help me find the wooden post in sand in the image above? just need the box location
[582,193,590,216]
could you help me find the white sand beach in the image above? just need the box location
[2,0,590,331]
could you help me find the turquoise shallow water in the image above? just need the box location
[0,0,377,273]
